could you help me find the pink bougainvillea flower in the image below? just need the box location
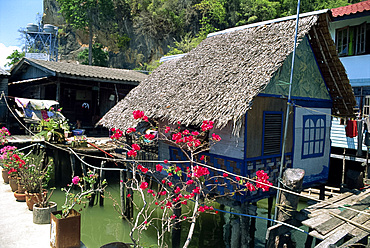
[177,121,181,125]
[191,131,199,136]
[164,160,168,164]
[168,173,173,176]
[161,179,166,184]
[144,221,147,224]
[168,182,173,187]
[127,150,137,157]
[186,180,194,185]
[155,202,159,205]
[245,182,256,191]
[140,182,148,190]
[166,201,172,208]
[143,116,148,122]
[141,167,148,173]
[201,120,214,131]
[200,155,205,161]
[147,189,154,194]
[133,110,144,119]
[174,186,181,193]
[131,143,141,151]
[198,206,205,212]
[182,129,190,135]
[192,187,200,194]
[165,126,171,133]
[236,176,240,181]
[183,216,187,219]
[120,180,123,183]
[126,128,136,134]
[72,176,80,185]
[127,194,131,198]
[171,214,176,219]
[156,164,163,172]
[222,173,228,178]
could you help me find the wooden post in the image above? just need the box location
[341,148,346,189]
[266,168,304,247]
[125,169,133,219]
[120,170,126,216]
[277,168,305,222]
[249,202,257,248]
[69,152,76,178]
[304,228,314,248]
[99,160,106,206]
[319,184,325,201]
[240,202,250,248]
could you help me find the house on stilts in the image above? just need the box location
[98,9,356,207]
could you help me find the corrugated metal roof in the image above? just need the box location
[331,0,370,17]
[0,67,10,76]
[23,58,148,83]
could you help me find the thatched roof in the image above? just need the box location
[98,10,355,132]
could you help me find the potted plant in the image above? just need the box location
[0,145,16,184]
[36,119,65,143]
[18,150,53,210]
[50,171,107,248]
[0,146,25,191]
[33,187,57,224]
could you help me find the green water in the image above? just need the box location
[50,183,310,248]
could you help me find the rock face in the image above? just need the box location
[43,0,174,69]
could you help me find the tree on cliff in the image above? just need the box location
[56,0,114,65]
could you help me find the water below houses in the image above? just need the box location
[49,181,311,248]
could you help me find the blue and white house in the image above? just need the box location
[329,2,370,177]
[99,10,355,201]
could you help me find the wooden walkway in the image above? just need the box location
[301,187,370,248]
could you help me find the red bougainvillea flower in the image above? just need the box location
[182,129,190,135]
[174,186,181,193]
[166,201,173,208]
[127,194,131,198]
[156,164,163,172]
[222,173,228,177]
[132,143,141,151]
[72,176,80,185]
[155,202,159,205]
[191,131,199,136]
[133,110,144,119]
[200,155,205,161]
[171,214,176,219]
[192,187,200,194]
[193,166,209,178]
[201,120,214,131]
[181,200,187,205]
[212,133,221,141]
[186,180,194,185]
[164,160,168,164]
[147,189,154,194]
[161,179,166,184]
[127,150,137,157]
[140,182,148,190]
[198,206,205,212]
[235,176,241,181]
[141,167,148,173]
[245,182,256,191]
[126,128,136,134]
[120,180,123,183]
[165,126,171,133]
[168,182,173,187]
[143,116,149,122]
[144,134,155,140]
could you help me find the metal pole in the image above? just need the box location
[274,0,301,221]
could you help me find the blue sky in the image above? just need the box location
[0,0,43,69]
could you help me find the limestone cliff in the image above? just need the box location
[43,0,175,69]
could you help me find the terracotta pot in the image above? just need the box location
[50,209,81,248]
[18,183,26,193]
[1,169,9,184]
[14,190,26,202]
[25,191,45,211]
[33,201,57,224]
[8,176,18,192]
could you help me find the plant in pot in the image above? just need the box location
[18,151,53,211]
[50,170,107,248]
[0,145,16,184]
[36,118,65,143]
[0,146,25,191]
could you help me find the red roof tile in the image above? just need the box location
[332,0,370,17]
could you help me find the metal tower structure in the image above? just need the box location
[24,23,58,61]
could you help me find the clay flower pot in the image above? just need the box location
[25,191,46,211]
[8,176,18,192]
[1,169,9,184]
[33,201,57,224]
[13,190,26,202]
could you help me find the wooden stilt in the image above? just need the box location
[125,169,133,219]
[120,170,126,216]
[319,184,325,201]
[249,202,257,248]
[99,160,106,206]
[341,148,346,189]
[69,152,76,178]
[267,196,273,228]
[304,228,314,248]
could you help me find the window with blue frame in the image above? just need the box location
[302,115,325,159]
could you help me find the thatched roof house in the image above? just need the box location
[98,10,355,133]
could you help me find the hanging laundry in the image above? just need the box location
[345,119,358,138]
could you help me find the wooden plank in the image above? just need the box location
[337,232,369,248]
[302,213,332,229]
[349,218,370,236]
[302,192,353,215]
[314,195,370,236]
[314,228,348,248]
